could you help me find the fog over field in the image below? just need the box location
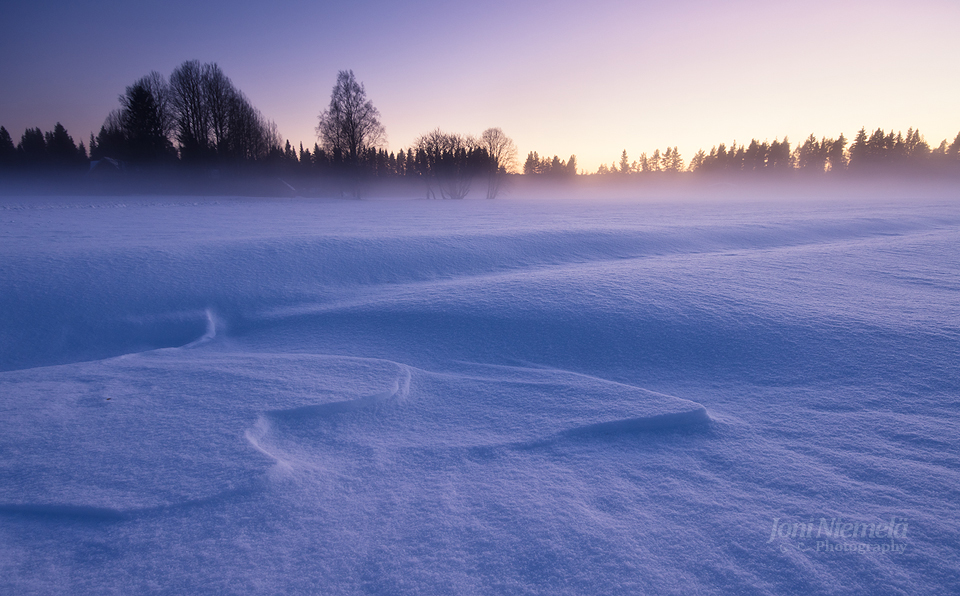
[1,191,958,595]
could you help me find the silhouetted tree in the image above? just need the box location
[904,128,929,162]
[479,127,517,199]
[164,61,280,165]
[316,70,386,168]
[947,132,960,161]
[0,126,16,169]
[414,129,483,199]
[826,134,846,172]
[637,153,650,173]
[552,156,571,176]
[523,151,540,175]
[18,128,47,167]
[768,138,791,170]
[44,123,82,169]
[867,128,889,165]
[227,91,281,162]
[479,128,517,173]
[525,151,574,176]
[797,134,826,172]
[203,64,235,156]
[119,78,174,163]
[663,147,683,172]
[170,60,211,162]
[688,149,706,172]
[649,149,661,172]
[848,127,869,169]
[742,140,767,171]
[94,110,126,160]
[299,142,310,167]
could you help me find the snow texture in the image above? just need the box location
[1,194,958,595]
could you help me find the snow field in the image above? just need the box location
[1,195,958,594]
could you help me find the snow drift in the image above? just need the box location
[1,195,958,595]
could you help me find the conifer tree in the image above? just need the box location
[18,128,47,166]
[948,132,960,160]
[688,149,706,172]
[0,126,16,167]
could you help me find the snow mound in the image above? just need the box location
[0,350,704,514]
[249,361,708,471]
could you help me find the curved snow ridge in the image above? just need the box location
[418,363,710,445]
[555,406,711,437]
[243,358,709,457]
[263,361,412,422]
[0,487,256,521]
[244,416,295,474]
[243,358,413,472]
[181,308,218,348]
[0,503,126,520]
[109,307,219,361]
[0,307,215,372]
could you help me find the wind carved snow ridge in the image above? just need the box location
[242,357,709,470]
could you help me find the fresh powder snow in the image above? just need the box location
[1,193,958,594]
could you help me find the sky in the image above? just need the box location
[1,0,958,172]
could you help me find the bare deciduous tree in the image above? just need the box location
[480,127,517,172]
[226,90,280,161]
[316,70,386,166]
[479,128,517,199]
[139,71,175,142]
[168,60,279,164]
[169,60,211,161]
[203,63,234,156]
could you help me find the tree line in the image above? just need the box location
[597,128,960,176]
[0,63,522,198]
[3,60,960,195]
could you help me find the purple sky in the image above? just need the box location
[2,0,958,171]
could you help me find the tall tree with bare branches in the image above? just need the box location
[479,127,517,199]
[316,70,386,167]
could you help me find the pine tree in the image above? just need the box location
[744,139,765,171]
[18,128,47,166]
[0,126,16,167]
[826,134,847,172]
[551,155,563,175]
[523,151,539,175]
[639,153,650,173]
[688,149,706,172]
[848,128,868,168]
[669,146,683,172]
[948,131,960,161]
[119,81,171,163]
[618,150,630,174]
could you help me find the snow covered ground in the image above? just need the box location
[1,192,958,595]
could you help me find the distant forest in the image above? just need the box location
[2,60,960,197]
